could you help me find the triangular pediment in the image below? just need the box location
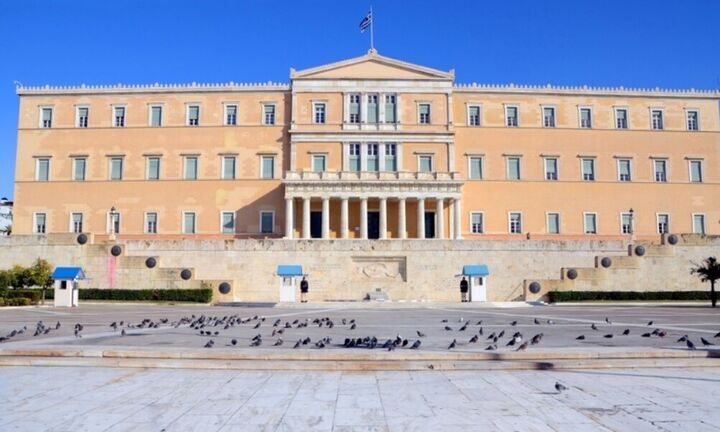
[291,50,453,81]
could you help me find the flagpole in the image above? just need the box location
[370,5,374,51]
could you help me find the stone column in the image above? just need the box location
[379,197,387,239]
[448,199,455,239]
[302,197,311,239]
[454,198,463,239]
[360,198,368,239]
[436,198,444,239]
[398,198,407,239]
[340,197,349,239]
[321,197,330,239]
[417,198,425,239]
[284,197,294,239]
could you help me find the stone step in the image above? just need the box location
[560,267,608,281]
[629,243,674,257]
[594,255,640,269]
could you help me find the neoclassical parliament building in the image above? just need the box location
[13,50,718,241]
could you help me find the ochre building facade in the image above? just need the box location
[13,51,720,241]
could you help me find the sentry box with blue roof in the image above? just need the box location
[51,267,87,307]
[458,265,489,302]
[277,264,304,302]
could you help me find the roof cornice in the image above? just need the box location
[454,83,720,99]
[16,82,290,96]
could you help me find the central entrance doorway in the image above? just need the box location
[424,212,435,238]
[310,211,322,238]
[367,211,380,239]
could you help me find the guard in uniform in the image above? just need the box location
[300,276,309,303]
[460,277,469,302]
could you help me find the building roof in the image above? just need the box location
[462,265,490,277]
[277,265,303,277]
[51,267,86,280]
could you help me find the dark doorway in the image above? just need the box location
[367,211,380,239]
[310,211,322,238]
[424,212,436,239]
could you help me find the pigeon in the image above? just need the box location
[487,332,496,340]
[444,326,453,331]
[510,321,518,326]
[410,340,421,349]
[204,340,214,348]
[497,330,505,338]
[603,334,613,339]
[485,344,497,351]
[469,335,478,344]
[555,382,568,393]
[401,339,409,347]
[530,333,543,345]
[677,335,688,343]
[686,339,696,350]
[547,320,555,325]
[459,323,468,331]
[591,324,598,331]
[534,318,541,325]
[701,337,713,346]
[575,335,585,340]
[715,331,720,338]
[641,333,651,338]
[478,327,483,336]
[121,329,126,336]
[416,330,426,338]
[274,338,284,346]
[55,322,61,330]
[350,323,356,330]
[448,339,457,350]
[293,340,301,349]
[230,338,238,346]
[647,321,654,326]
[515,342,529,352]
[476,320,483,326]
[250,338,262,347]
[658,331,667,338]
[441,319,448,323]
[253,322,261,329]
[605,317,612,324]
[622,329,630,336]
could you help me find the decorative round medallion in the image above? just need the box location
[145,257,157,268]
[528,281,541,294]
[634,245,646,256]
[667,234,679,245]
[218,282,231,295]
[600,257,612,268]
[76,233,88,245]
[567,269,578,280]
[180,269,192,280]
[110,245,122,256]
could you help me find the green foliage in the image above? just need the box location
[547,291,710,303]
[77,288,212,303]
[690,257,720,284]
[0,259,53,289]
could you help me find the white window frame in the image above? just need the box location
[259,210,275,234]
[581,157,596,181]
[687,159,703,183]
[111,104,126,128]
[148,104,163,127]
[543,156,559,181]
[692,213,706,234]
[417,102,431,125]
[186,104,200,126]
[146,156,161,180]
[311,154,327,172]
[39,106,54,128]
[616,158,632,182]
[75,105,90,128]
[614,106,629,129]
[504,104,519,127]
[541,105,556,128]
[652,158,668,183]
[33,212,48,234]
[312,101,327,124]
[417,154,433,172]
[466,103,482,126]
[260,155,276,179]
[69,212,84,233]
[656,213,670,235]
[546,212,561,234]
[508,211,522,234]
[506,156,522,180]
[107,211,121,234]
[35,157,51,181]
[578,106,593,129]
[262,103,277,125]
[72,157,87,181]
[144,212,159,234]
[469,211,484,234]
[183,156,199,180]
[467,155,484,180]
[221,155,237,180]
[220,211,236,234]
[347,93,361,124]
[685,108,700,131]
[182,211,197,234]
[619,212,633,235]
[223,103,238,126]
[108,157,124,181]
[583,212,598,235]
[650,107,664,130]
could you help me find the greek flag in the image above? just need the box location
[359,10,372,33]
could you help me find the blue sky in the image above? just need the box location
[1,0,719,200]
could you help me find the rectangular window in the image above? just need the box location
[187,105,200,126]
[34,213,47,234]
[579,107,592,128]
[689,160,703,183]
[225,105,237,126]
[543,106,556,127]
[686,110,699,131]
[469,157,483,179]
[261,156,275,179]
[657,214,669,235]
[221,212,235,234]
[621,213,632,234]
[367,94,378,123]
[40,107,53,128]
[366,144,379,171]
[77,107,89,128]
[547,213,560,234]
[73,158,86,181]
[468,105,481,126]
[260,211,274,234]
[263,104,276,125]
[312,154,326,172]
[349,94,361,124]
[470,212,484,234]
[184,156,198,180]
[582,158,595,181]
[150,105,163,127]
[544,158,558,181]
[384,94,396,123]
[693,214,705,234]
[584,213,597,234]
[509,212,522,234]
[147,157,160,180]
[222,156,236,180]
[113,106,125,127]
[618,159,632,182]
[109,157,123,180]
[654,159,667,182]
[183,212,196,234]
[418,155,433,172]
[615,108,628,129]
[418,103,430,124]
[505,105,518,127]
[145,212,158,234]
[651,109,664,130]
[507,157,521,180]
[36,158,50,181]
[70,213,83,233]
[313,103,326,124]
[348,143,360,171]
[109,212,121,234]
[384,144,397,171]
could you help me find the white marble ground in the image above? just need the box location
[1,367,719,431]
